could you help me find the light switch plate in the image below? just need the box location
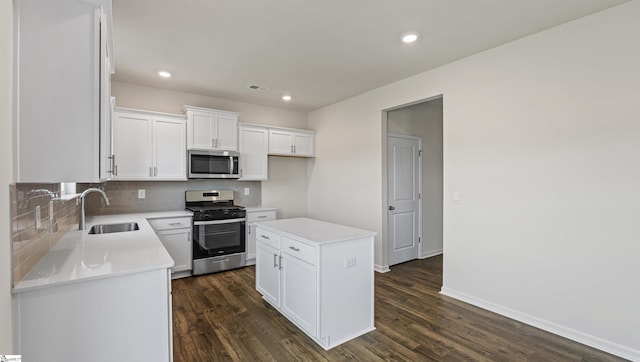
[138,189,146,199]
[244,187,250,196]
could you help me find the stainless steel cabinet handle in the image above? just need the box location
[273,254,278,268]
[293,145,296,154]
[107,155,115,174]
[211,138,215,148]
[149,167,154,177]
[258,216,267,219]
[154,167,158,177]
[279,255,283,270]
[289,246,300,252]
[168,222,183,227]
[261,235,270,240]
[114,165,118,176]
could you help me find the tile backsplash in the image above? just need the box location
[79,180,262,215]
[10,179,261,286]
[11,183,79,286]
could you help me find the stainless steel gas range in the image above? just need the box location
[185,190,246,275]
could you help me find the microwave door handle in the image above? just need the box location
[230,156,234,174]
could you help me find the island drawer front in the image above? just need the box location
[247,210,276,222]
[256,228,280,248]
[282,237,316,265]
[150,217,192,231]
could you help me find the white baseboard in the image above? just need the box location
[440,287,640,361]
[420,248,443,259]
[374,264,390,273]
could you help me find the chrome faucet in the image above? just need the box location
[79,188,110,230]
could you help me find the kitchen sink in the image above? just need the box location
[88,222,140,235]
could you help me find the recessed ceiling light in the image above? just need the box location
[158,71,172,78]
[402,33,419,43]
[282,95,292,101]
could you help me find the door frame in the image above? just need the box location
[386,132,423,266]
[381,94,443,272]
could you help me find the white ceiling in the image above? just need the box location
[111,0,626,112]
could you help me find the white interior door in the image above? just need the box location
[387,134,421,266]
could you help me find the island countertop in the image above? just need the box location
[255,217,376,245]
[13,211,192,293]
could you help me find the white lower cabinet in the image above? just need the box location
[14,268,173,362]
[246,208,277,265]
[281,250,317,335]
[255,219,375,350]
[149,217,193,278]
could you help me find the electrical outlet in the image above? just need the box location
[138,189,146,199]
[244,187,250,196]
[453,191,461,205]
[345,256,357,268]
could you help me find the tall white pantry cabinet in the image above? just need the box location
[13,0,114,182]
[255,218,376,350]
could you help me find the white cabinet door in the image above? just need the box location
[216,114,239,151]
[113,109,186,181]
[246,210,277,265]
[157,229,192,273]
[185,107,239,151]
[154,117,186,180]
[281,253,317,335]
[268,130,294,155]
[189,111,215,149]
[256,241,281,308]
[15,0,111,182]
[293,133,315,157]
[247,223,258,261]
[239,125,268,180]
[112,112,153,179]
[268,129,316,157]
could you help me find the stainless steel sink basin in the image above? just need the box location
[88,222,140,235]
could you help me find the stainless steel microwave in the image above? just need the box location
[188,150,240,179]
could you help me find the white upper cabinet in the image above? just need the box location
[268,128,315,157]
[112,108,186,181]
[238,124,269,181]
[184,106,239,151]
[14,0,114,182]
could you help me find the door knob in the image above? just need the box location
[388,206,395,210]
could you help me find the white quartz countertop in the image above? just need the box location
[13,210,192,293]
[255,217,376,245]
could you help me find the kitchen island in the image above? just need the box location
[255,217,376,350]
[12,211,190,362]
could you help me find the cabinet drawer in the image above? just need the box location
[149,217,192,231]
[282,237,316,265]
[256,228,280,249]
[247,210,276,222]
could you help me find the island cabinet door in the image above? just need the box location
[256,241,281,307]
[281,252,317,336]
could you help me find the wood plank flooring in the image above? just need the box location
[171,256,625,361]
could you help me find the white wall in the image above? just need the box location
[307,2,639,359]
[0,0,14,353]
[388,99,443,257]
[111,81,311,218]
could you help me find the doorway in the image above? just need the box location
[385,97,443,268]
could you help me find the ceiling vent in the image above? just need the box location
[247,84,269,91]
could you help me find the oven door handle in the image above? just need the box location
[194,218,246,226]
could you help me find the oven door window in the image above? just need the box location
[193,221,245,257]
[191,154,232,175]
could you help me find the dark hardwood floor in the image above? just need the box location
[171,256,625,361]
